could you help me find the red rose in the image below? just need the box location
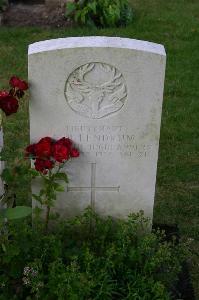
[56,137,73,149]
[34,159,46,173]
[9,76,28,91]
[34,158,54,174]
[25,144,36,157]
[0,90,9,98]
[53,143,69,163]
[35,137,52,158]
[0,95,19,116]
[39,137,52,143]
[70,148,80,158]
[44,160,54,169]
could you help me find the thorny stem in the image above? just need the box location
[42,161,69,232]
[44,205,50,233]
[44,170,52,232]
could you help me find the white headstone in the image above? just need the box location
[28,37,166,219]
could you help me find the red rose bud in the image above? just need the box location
[0,95,19,116]
[70,148,80,158]
[9,76,28,91]
[35,137,52,158]
[53,143,69,163]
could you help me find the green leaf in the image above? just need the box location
[87,1,97,14]
[43,177,51,185]
[55,185,65,192]
[74,9,82,22]
[53,172,68,183]
[80,7,89,24]
[29,168,39,178]
[65,2,77,17]
[1,168,13,183]
[3,206,32,220]
[33,194,42,204]
[39,189,46,197]
[1,243,6,252]
[51,182,65,192]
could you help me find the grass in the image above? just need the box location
[0,0,199,298]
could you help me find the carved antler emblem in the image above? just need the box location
[65,62,127,119]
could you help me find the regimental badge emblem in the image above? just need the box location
[65,62,127,119]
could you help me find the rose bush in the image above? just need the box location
[25,136,80,230]
[0,76,28,116]
[0,76,32,241]
[0,76,80,234]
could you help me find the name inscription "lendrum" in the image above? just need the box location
[64,125,152,159]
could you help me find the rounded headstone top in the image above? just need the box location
[28,36,166,56]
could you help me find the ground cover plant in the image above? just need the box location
[0,0,198,298]
[0,209,190,299]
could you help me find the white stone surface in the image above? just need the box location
[29,36,165,56]
[28,36,166,219]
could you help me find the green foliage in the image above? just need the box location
[32,168,69,231]
[0,206,32,221]
[0,164,32,227]
[65,0,133,27]
[32,170,67,207]
[1,164,31,206]
[0,209,189,299]
[0,0,7,12]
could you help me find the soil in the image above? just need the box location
[2,3,71,27]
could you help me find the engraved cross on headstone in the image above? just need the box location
[67,163,120,210]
